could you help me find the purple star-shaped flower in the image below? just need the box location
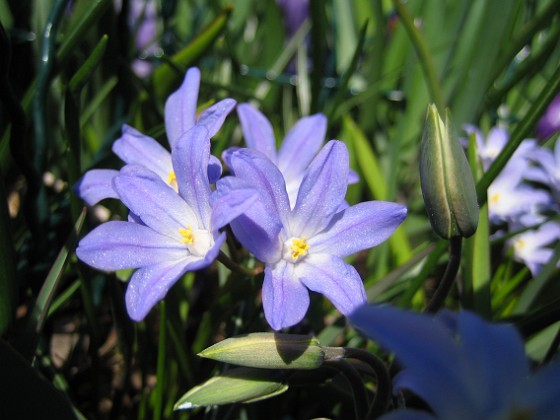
[350,304,560,419]
[76,126,256,321]
[216,140,407,330]
[226,103,357,208]
[76,67,236,206]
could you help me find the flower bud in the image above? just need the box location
[198,332,325,369]
[420,104,479,238]
[174,367,288,410]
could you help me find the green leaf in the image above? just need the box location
[151,5,233,101]
[199,333,325,370]
[174,368,288,410]
[16,209,86,360]
[0,179,16,336]
[0,339,81,419]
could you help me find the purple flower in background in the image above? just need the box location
[129,0,158,78]
[76,68,236,206]
[508,221,560,276]
[276,0,309,38]
[350,304,560,420]
[487,156,551,224]
[76,127,256,321]
[526,138,560,205]
[227,103,357,208]
[463,125,550,223]
[536,93,560,140]
[216,141,407,330]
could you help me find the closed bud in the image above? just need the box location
[420,104,479,238]
[198,332,325,369]
[174,367,288,410]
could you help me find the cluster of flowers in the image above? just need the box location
[75,67,407,330]
[465,117,560,277]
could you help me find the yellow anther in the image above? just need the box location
[490,193,500,204]
[516,239,526,249]
[167,171,177,186]
[179,226,194,244]
[290,237,310,261]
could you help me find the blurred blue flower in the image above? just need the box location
[508,221,560,276]
[526,138,560,206]
[76,67,236,206]
[276,0,309,39]
[225,103,357,208]
[463,125,550,223]
[76,126,256,321]
[216,141,406,330]
[536,93,560,140]
[350,304,560,420]
[129,0,159,77]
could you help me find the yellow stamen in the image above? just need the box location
[290,237,310,261]
[179,226,194,244]
[167,171,177,186]
[490,193,500,204]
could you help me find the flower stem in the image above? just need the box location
[325,359,369,420]
[426,236,463,313]
[342,347,392,419]
[217,251,262,277]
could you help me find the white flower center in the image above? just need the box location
[179,226,213,257]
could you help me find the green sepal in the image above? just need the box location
[420,104,479,239]
[174,367,288,410]
[198,332,325,370]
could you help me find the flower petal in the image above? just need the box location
[113,165,198,237]
[211,179,259,230]
[452,311,529,414]
[349,305,469,418]
[262,261,310,330]
[125,231,225,322]
[207,155,223,184]
[172,125,213,229]
[112,125,172,181]
[277,113,326,177]
[215,176,283,263]
[226,148,291,225]
[197,98,237,138]
[76,221,187,270]
[297,254,366,316]
[310,201,407,258]
[164,67,200,148]
[237,103,277,161]
[74,169,119,206]
[125,259,193,321]
[292,140,349,236]
[520,357,560,419]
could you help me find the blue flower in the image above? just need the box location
[76,126,256,321]
[350,304,560,420]
[76,67,236,206]
[226,103,357,208]
[536,93,560,140]
[216,140,407,330]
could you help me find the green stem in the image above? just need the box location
[325,359,370,420]
[217,251,262,277]
[154,301,167,420]
[426,236,462,313]
[342,347,391,419]
[393,0,445,110]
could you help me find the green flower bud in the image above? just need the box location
[174,367,288,410]
[420,104,479,238]
[198,332,325,370]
